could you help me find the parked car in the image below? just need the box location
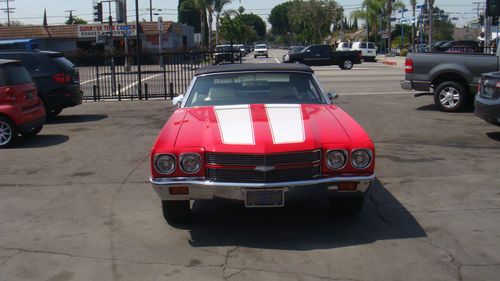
[351,42,377,61]
[436,40,480,53]
[401,48,499,112]
[150,63,375,223]
[214,45,235,64]
[254,44,269,58]
[0,59,46,148]
[475,72,500,125]
[0,50,82,117]
[336,42,352,51]
[431,40,452,52]
[283,44,362,70]
[236,44,247,56]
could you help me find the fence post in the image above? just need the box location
[145,83,149,100]
[118,84,122,101]
[169,82,174,99]
[95,64,100,100]
[163,53,167,100]
[93,85,97,101]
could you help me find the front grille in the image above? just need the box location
[207,165,321,183]
[206,150,321,166]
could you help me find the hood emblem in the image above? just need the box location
[255,165,275,172]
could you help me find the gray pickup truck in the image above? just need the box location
[401,49,499,112]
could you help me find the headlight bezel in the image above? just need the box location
[325,149,348,170]
[154,154,177,175]
[179,153,202,174]
[351,149,373,169]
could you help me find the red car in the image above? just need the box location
[0,59,46,148]
[150,64,375,223]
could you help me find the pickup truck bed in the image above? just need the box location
[402,52,499,112]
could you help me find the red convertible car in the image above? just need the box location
[150,64,375,223]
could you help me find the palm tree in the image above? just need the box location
[411,0,416,52]
[350,0,384,37]
[385,0,405,54]
[206,0,215,49]
[214,0,232,44]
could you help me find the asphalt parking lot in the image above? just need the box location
[1,51,499,281]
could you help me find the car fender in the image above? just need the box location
[429,63,473,85]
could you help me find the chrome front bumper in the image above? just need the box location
[150,175,375,201]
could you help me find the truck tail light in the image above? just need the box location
[52,72,71,84]
[495,81,500,89]
[477,78,482,94]
[405,58,413,73]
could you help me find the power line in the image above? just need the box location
[0,0,15,26]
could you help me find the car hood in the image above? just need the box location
[158,104,369,154]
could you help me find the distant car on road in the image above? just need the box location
[150,63,375,223]
[351,42,377,61]
[254,44,269,58]
[0,50,82,117]
[475,72,500,126]
[0,59,45,148]
[214,45,236,64]
[336,42,352,51]
[283,44,362,70]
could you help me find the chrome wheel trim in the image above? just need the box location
[439,87,460,108]
[0,121,12,146]
[344,60,353,69]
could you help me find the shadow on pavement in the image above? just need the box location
[416,104,473,113]
[46,114,108,124]
[183,178,426,250]
[11,134,69,148]
[486,132,500,142]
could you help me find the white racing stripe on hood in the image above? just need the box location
[214,105,255,145]
[265,104,305,144]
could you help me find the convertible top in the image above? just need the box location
[195,63,314,76]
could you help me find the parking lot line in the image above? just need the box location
[120,73,163,92]
[80,75,111,85]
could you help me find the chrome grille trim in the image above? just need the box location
[206,150,321,166]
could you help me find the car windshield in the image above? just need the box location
[184,72,326,107]
[255,44,267,49]
[215,46,231,52]
[290,47,304,53]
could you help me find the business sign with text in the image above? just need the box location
[78,24,137,38]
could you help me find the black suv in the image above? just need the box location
[0,50,82,116]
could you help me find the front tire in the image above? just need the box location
[0,116,18,148]
[329,195,365,216]
[21,125,43,137]
[162,200,190,224]
[434,81,468,112]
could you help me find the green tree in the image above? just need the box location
[385,0,405,53]
[65,16,87,25]
[430,7,454,41]
[219,14,246,43]
[178,0,201,33]
[214,0,232,44]
[288,0,343,44]
[268,1,293,35]
[237,13,267,39]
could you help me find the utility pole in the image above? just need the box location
[0,0,15,26]
[149,0,153,22]
[65,9,76,24]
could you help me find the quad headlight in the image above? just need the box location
[154,154,176,174]
[326,150,347,170]
[351,149,372,169]
[180,153,202,174]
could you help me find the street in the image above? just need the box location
[0,50,499,281]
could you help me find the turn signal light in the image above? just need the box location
[405,58,413,73]
[169,186,189,195]
[338,182,358,191]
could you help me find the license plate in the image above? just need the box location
[245,189,284,208]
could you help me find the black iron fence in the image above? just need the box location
[68,50,243,101]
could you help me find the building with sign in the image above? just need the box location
[0,21,194,53]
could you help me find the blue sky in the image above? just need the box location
[2,0,482,27]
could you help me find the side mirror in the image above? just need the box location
[327,91,338,102]
[172,95,184,107]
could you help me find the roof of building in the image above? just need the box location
[195,63,314,76]
[0,21,177,40]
